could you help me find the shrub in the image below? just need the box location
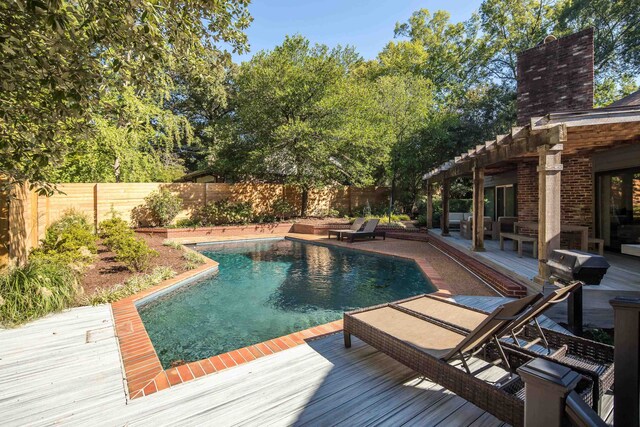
[99,216,137,253]
[271,199,295,220]
[0,259,79,326]
[174,217,200,228]
[114,237,159,272]
[191,199,253,226]
[162,239,183,250]
[99,214,158,272]
[183,250,207,270]
[82,266,176,305]
[30,209,98,267]
[133,189,183,227]
[98,215,131,239]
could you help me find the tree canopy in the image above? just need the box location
[0,0,251,193]
[1,0,638,214]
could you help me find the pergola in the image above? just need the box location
[424,105,640,284]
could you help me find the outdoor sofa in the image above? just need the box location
[327,217,365,240]
[447,212,471,230]
[344,284,612,425]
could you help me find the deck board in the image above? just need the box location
[436,230,640,328]
[0,305,511,426]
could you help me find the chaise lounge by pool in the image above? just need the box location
[138,238,434,368]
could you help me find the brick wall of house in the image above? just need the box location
[516,28,594,125]
[516,155,594,234]
[517,162,538,224]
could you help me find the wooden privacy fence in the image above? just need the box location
[1,182,389,266]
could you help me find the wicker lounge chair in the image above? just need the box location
[344,295,553,426]
[341,219,385,243]
[328,218,365,240]
[386,283,613,413]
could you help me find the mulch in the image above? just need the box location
[80,234,189,296]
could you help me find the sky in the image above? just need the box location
[231,0,483,63]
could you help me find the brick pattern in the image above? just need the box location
[517,162,538,224]
[113,235,451,399]
[112,255,346,400]
[137,222,294,239]
[517,156,593,238]
[516,28,594,125]
[290,223,423,235]
[428,235,528,297]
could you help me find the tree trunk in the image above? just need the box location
[300,187,309,217]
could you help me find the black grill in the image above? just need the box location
[547,250,610,285]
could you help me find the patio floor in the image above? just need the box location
[432,229,640,328]
[0,304,513,426]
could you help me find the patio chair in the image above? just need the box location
[343,294,592,427]
[390,282,613,413]
[341,219,385,243]
[327,217,365,240]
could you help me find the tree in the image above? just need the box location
[555,0,640,104]
[383,9,485,99]
[230,35,376,216]
[478,0,557,84]
[371,73,434,213]
[50,88,191,183]
[0,0,251,193]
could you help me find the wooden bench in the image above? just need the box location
[499,232,538,258]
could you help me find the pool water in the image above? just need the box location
[138,239,434,368]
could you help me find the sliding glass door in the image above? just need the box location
[485,185,516,220]
[597,167,640,251]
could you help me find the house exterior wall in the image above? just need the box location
[517,155,594,232]
[516,28,594,125]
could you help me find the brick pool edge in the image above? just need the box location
[111,237,454,399]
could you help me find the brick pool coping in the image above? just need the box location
[111,236,455,399]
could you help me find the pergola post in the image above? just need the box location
[441,180,450,236]
[426,180,433,230]
[534,126,565,284]
[471,164,485,251]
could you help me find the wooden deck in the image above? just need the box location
[434,229,640,328]
[0,304,513,426]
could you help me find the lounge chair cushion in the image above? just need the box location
[398,296,487,331]
[352,306,465,359]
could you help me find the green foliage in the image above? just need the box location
[182,251,207,270]
[1,0,251,193]
[174,218,201,228]
[556,0,640,91]
[271,199,296,220]
[162,240,184,250]
[82,266,176,305]
[221,35,382,216]
[98,216,131,240]
[99,215,157,272]
[139,189,183,227]
[191,199,254,226]
[113,238,159,273]
[30,210,98,267]
[51,89,192,183]
[0,259,79,327]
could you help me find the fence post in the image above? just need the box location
[517,358,581,427]
[611,297,640,426]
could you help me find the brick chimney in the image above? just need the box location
[516,28,594,126]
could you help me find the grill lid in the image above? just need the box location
[548,250,610,271]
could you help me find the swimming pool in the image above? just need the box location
[138,238,434,368]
